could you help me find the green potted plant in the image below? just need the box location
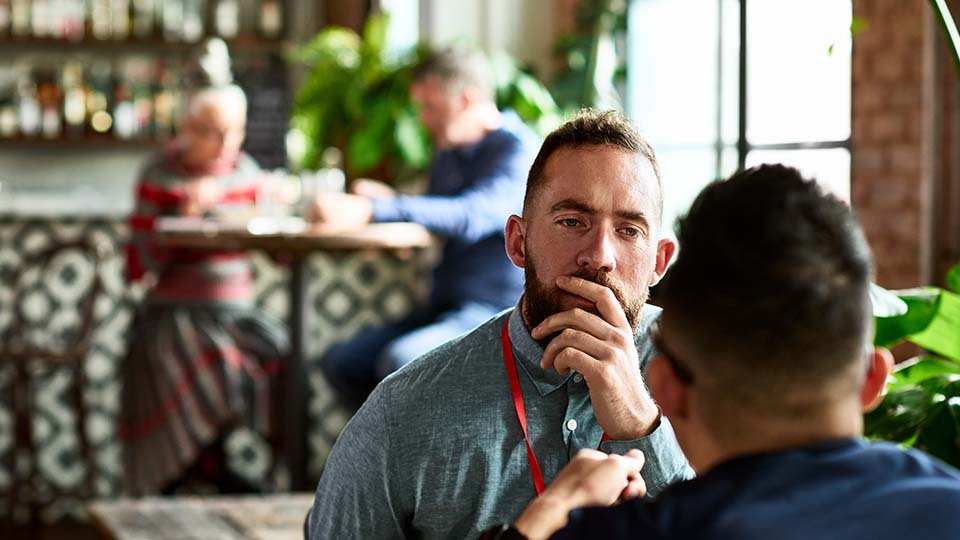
[865,262,960,467]
[289,13,562,185]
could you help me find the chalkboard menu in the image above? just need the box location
[237,53,290,170]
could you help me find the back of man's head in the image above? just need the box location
[413,46,495,103]
[657,164,874,428]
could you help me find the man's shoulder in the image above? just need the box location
[866,442,960,485]
[483,112,539,155]
[374,308,513,399]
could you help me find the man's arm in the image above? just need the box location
[599,416,693,495]
[507,449,647,540]
[305,388,407,539]
[371,136,529,241]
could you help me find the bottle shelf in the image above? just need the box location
[0,34,290,54]
[0,134,163,148]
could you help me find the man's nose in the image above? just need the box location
[577,227,616,273]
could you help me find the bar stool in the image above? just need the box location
[1,240,107,528]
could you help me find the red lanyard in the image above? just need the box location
[501,320,609,495]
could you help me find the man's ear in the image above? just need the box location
[649,238,676,286]
[505,214,527,269]
[862,347,894,412]
[458,86,477,111]
[648,355,689,421]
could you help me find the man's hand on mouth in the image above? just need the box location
[532,276,659,440]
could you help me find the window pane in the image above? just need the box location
[720,145,739,179]
[657,147,719,234]
[720,0,740,145]
[627,0,720,147]
[746,148,851,202]
[746,0,852,144]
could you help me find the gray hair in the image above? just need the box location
[184,37,247,120]
[413,46,495,102]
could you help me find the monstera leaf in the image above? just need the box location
[866,262,960,467]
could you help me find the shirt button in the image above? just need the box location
[573,373,583,383]
[566,419,578,431]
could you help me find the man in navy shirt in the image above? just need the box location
[312,47,540,403]
[488,164,960,540]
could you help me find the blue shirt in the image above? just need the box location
[371,111,539,309]
[306,305,690,540]
[555,438,960,540]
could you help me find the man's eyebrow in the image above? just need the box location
[549,199,596,214]
[550,199,649,225]
[616,209,649,225]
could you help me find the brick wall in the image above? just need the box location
[852,0,960,287]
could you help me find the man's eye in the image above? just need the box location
[560,218,581,227]
[619,227,640,238]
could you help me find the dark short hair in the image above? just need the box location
[413,46,495,102]
[523,110,663,222]
[657,164,873,416]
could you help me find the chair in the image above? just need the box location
[1,239,107,528]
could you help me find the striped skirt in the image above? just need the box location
[119,300,288,495]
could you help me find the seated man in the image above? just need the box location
[305,111,690,539]
[496,164,960,540]
[311,46,540,404]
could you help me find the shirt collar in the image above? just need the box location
[507,303,574,397]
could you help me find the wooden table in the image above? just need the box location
[89,494,315,540]
[153,220,433,490]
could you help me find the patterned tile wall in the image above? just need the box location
[0,217,429,522]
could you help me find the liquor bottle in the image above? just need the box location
[162,0,184,41]
[62,61,87,137]
[36,68,63,138]
[131,0,155,38]
[181,0,204,42]
[258,0,281,39]
[0,0,12,38]
[10,0,28,37]
[15,67,40,137]
[62,0,85,41]
[110,0,130,39]
[31,0,49,37]
[90,0,111,39]
[128,59,152,137]
[152,61,176,138]
[86,60,113,134]
[213,0,237,38]
[112,63,136,139]
[0,66,17,137]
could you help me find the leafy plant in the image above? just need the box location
[865,263,960,467]
[550,0,629,113]
[289,14,429,182]
[289,13,561,184]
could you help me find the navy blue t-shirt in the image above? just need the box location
[554,439,960,540]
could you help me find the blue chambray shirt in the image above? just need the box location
[306,305,690,540]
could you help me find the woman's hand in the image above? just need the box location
[179,176,223,216]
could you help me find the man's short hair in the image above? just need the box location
[413,46,495,103]
[657,164,873,420]
[523,110,663,223]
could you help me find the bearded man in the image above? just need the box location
[305,110,690,540]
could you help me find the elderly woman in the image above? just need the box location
[120,40,288,495]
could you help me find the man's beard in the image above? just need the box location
[522,256,648,344]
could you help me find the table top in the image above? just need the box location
[88,494,315,540]
[153,218,434,254]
